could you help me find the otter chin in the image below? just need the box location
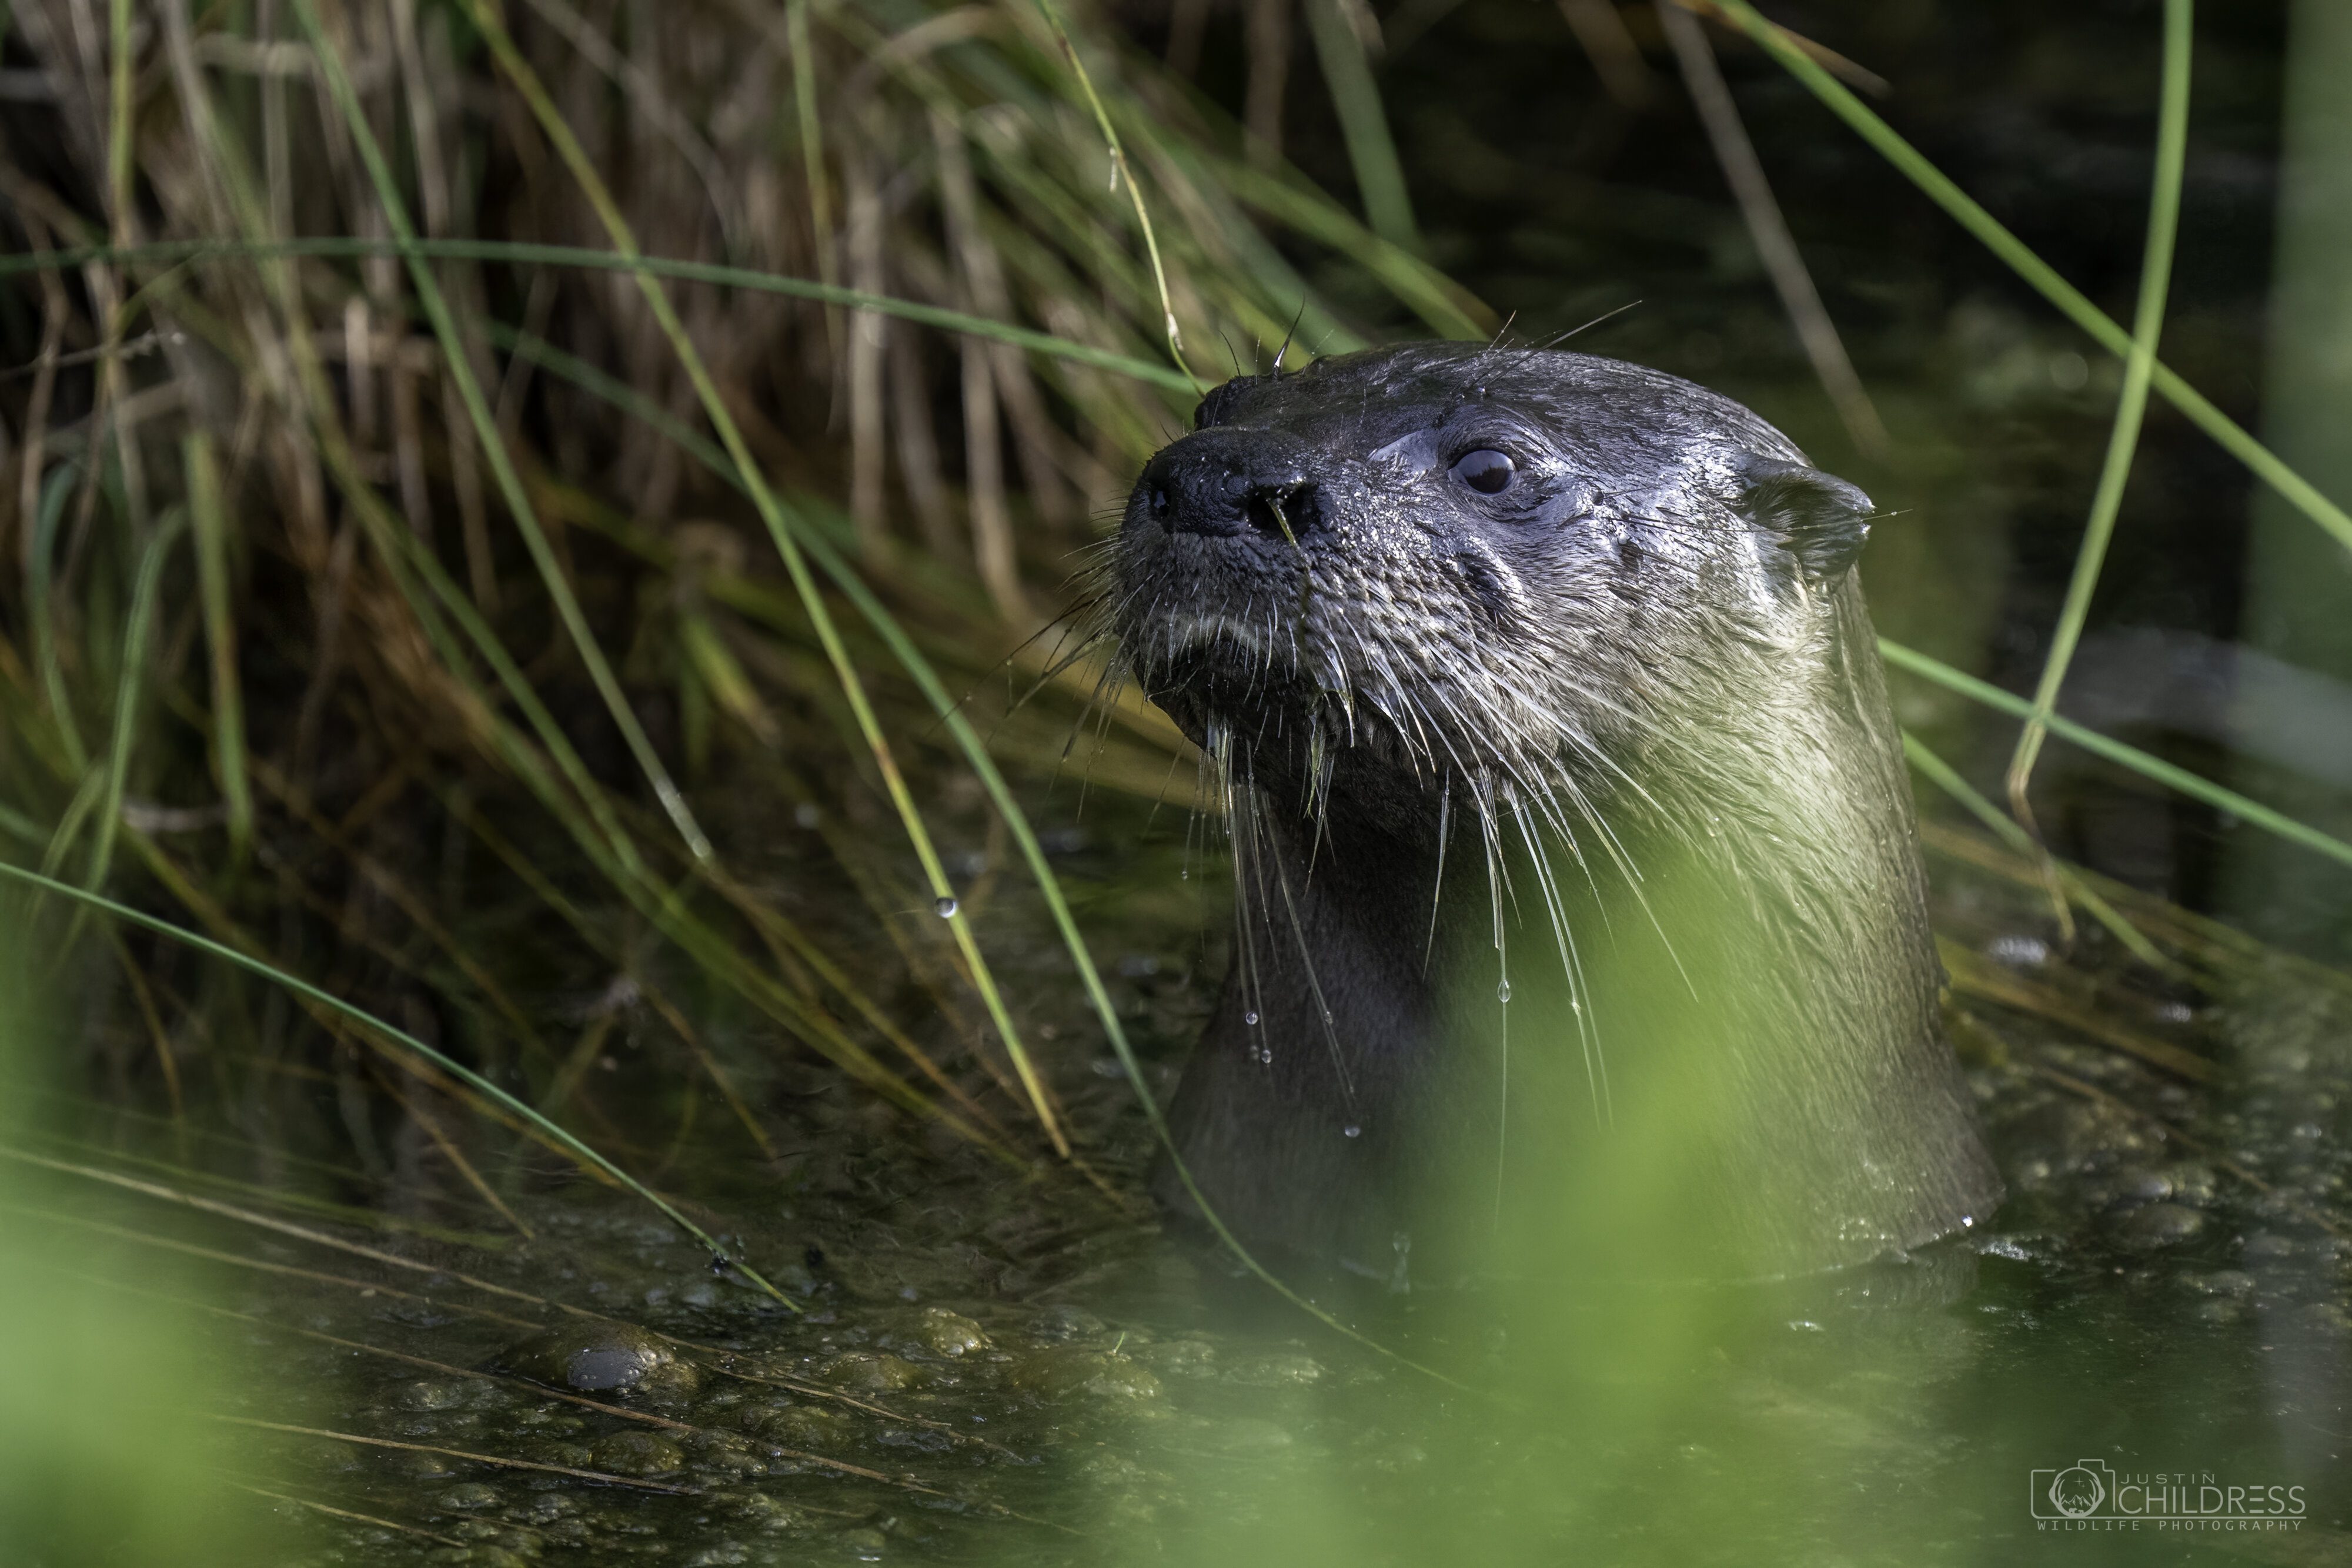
[1106,342,2000,1283]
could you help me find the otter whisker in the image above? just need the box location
[1474,788,1512,1231]
[1215,734,1272,1067]
[1535,298,1643,351]
[1425,774,1452,976]
[1270,303,1305,376]
[1261,809,1361,1116]
[1142,743,1191,834]
[1433,660,1708,1005]
[1512,807,1611,1129]
[1475,719,1677,1006]
[933,610,1099,751]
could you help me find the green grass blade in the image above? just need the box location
[1023,0,1201,388]
[106,0,132,240]
[784,0,838,349]
[37,768,105,880]
[0,858,795,1307]
[0,240,1194,393]
[1200,151,1486,339]
[292,0,716,867]
[182,432,252,860]
[1712,0,2352,560]
[492,325,733,483]
[1900,731,2171,971]
[82,508,188,899]
[26,463,87,772]
[1880,637,2352,873]
[1302,0,1417,250]
[2005,0,2193,806]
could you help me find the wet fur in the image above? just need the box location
[1098,343,2000,1277]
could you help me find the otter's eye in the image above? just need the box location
[1451,449,1515,494]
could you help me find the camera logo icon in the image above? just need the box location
[2032,1459,2116,1520]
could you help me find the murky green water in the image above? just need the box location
[21,804,2350,1566]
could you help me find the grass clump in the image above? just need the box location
[0,0,1478,1196]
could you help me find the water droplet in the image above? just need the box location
[1496,979,1512,1004]
[1343,1124,1362,1139]
[933,897,959,918]
[1244,1011,1259,1026]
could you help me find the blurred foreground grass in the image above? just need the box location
[0,908,276,1562]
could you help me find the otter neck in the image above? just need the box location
[1222,782,1452,1091]
[1183,636,1991,1274]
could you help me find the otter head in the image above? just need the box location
[1107,343,1999,1278]
[1110,343,1877,835]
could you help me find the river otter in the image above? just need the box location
[1106,342,2000,1281]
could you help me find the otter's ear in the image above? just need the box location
[1737,456,1875,587]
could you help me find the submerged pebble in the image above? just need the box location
[1011,1349,1163,1402]
[736,1400,857,1450]
[1223,1351,1325,1388]
[587,1430,687,1477]
[820,1350,926,1393]
[2295,1302,2352,1336]
[2183,1269,2257,1298]
[2107,1203,2206,1249]
[687,1428,769,1479]
[913,1307,990,1357]
[1145,1338,1218,1379]
[424,1549,530,1568]
[493,1324,703,1403]
[1027,1305,1107,1343]
[2243,1232,2300,1263]
[2163,1163,2220,1204]
[2106,1166,2176,1203]
[1212,1416,1296,1452]
[706,1489,821,1532]
[399,1378,475,1412]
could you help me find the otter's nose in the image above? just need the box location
[1138,430,1324,540]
